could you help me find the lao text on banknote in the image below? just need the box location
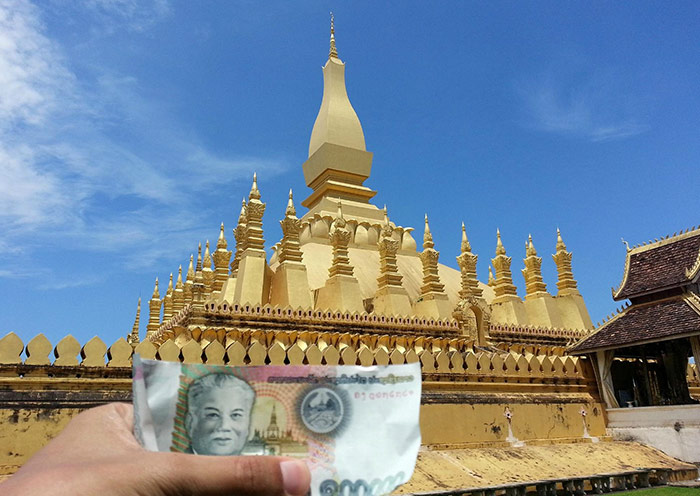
[132,356,421,496]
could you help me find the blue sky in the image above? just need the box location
[1,1,699,347]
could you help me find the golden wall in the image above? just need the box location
[0,331,608,477]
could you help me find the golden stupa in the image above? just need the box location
[138,16,593,351]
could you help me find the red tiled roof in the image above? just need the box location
[614,233,700,300]
[570,297,700,353]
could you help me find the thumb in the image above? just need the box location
[150,453,310,496]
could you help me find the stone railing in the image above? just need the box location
[489,323,590,345]
[0,331,593,384]
[151,301,462,343]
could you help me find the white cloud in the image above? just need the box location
[70,0,170,33]
[518,70,649,142]
[0,0,288,284]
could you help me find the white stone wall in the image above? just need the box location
[607,404,700,463]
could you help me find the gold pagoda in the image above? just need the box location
[138,18,594,352]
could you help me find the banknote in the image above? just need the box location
[132,355,422,496]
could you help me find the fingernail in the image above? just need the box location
[280,460,309,496]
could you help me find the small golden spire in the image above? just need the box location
[217,222,227,249]
[423,214,434,249]
[186,254,194,280]
[151,277,160,299]
[128,297,141,346]
[337,200,343,219]
[286,189,296,217]
[329,12,338,59]
[238,197,247,223]
[383,205,389,226]
[196,243,202,272]
[249,172,261,200]
[488,266,496,287]
[461,222,471,253]
[526,234,537,257]
[556,227,567,252]
[175,265,183,289]
[552,228,579,295]
[496,228,506,255]
[203,240,212,268]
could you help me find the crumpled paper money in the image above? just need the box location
[133,355,421,495]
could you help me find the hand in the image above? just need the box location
[2,402,310,496]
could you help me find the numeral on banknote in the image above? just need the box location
[319,472,405,496]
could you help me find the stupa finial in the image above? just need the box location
[286,189,296,217]
[127,297,141,347]
[461,222,472,253]
[151,277,160,299]
[329,12,338,59]
[496,228,506,255]
[186,254,194,280]
[423,214,434,249]
[556,227,567,252]
[249,172,261,200]
[176,265,183,288]
[217,222,227,249]
[203,240,212,268]
[527,234,537,257]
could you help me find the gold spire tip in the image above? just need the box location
[329,12,338,59]
[249,172,261,200]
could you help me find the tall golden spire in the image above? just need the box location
[377,207,403,291]
[231,198,248,276]
[423,214,435,250]
[285,188,296,216]
[250,172,261,200]
[522,234,547,297]
[162,273,173,321]
[329,12,338,59]
[184,254,195,303]
[172,265,184,313]
[146,277,161,338]
[328,201,354,278]
[414,214,451,319]
[202,240,214,298]
[419,214,445,296]
[457,222,482,299]
[278,189,303,264]
[195,243,203,272]
[213,223,232,293]
[244,173,266,251]
[552,228,580,296]
[491,230,518,302]
[270,188,313,309]
[127,297,141,347]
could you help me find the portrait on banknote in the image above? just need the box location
[171,365,310,458]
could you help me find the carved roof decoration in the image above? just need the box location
[612,226,700,300]
[569,293,700,354]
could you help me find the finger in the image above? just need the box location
[151,453,311,496]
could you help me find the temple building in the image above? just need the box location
[136,18,593,352]
[570,227,700,462]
